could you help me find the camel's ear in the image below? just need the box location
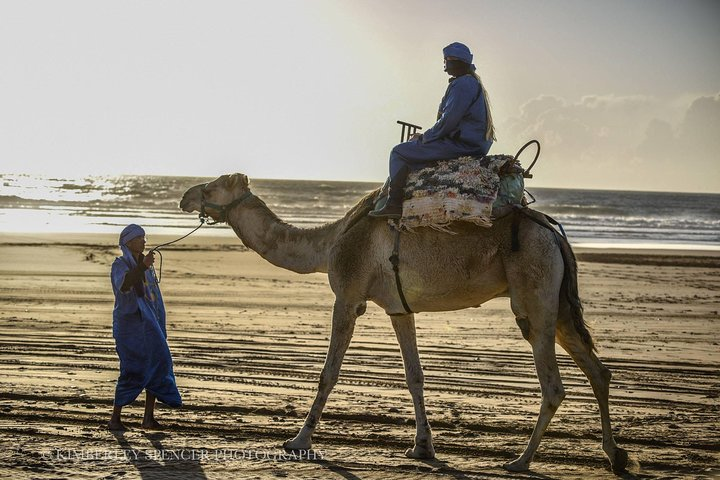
[227,173,249,190]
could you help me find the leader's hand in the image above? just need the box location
[143,251,155,268]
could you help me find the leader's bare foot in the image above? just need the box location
[107,420,127,431]
[141,419,163,430]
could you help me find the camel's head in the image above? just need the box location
[180,173,251,223]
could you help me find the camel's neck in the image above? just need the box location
[226,197,344,274]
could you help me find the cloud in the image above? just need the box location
[677,94,720,155]
[498,93,720,192]
[636,119,675,161]
[638,94,720,172]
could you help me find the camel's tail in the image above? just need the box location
[557,231,596,352]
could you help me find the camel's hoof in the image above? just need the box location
[611,447,629,473]
[283,438,312,451]
[503,458,530,472]
[404,445,435,459]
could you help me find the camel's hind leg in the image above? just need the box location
[391,314,435,459]
[284,299,359,451]
[505,291,565,472]
[556,319,629,473]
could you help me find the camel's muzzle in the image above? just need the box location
[179,184,204,213]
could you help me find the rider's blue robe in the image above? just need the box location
[390,74,493,178]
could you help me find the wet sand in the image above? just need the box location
[0,233,718,479]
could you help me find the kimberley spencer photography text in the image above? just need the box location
[41,448,326,462]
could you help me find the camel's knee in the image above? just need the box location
[589,363,612,399]
[515,316,531,341]
[543,384,566,412]
[596,363,611,387]
[406,370,424,392]
[317,369,339,392]
[600,363,612,383]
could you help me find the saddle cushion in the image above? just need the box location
[397,154,521,231]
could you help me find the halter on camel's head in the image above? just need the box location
[199,173,253,225]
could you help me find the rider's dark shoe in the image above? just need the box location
[368,203,402,219]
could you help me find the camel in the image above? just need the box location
[179,173,628,473]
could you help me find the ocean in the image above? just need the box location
[1,173,718,250]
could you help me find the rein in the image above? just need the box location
[147,184,253,283]
[147,219,206,284]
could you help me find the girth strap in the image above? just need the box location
[511,213,521,252]
[389,228,413,315]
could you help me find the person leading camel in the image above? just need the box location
[108,224,182,431]
[370,42,496,218]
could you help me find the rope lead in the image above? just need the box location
[148,218,207,283]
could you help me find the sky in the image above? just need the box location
[1,0,719,193]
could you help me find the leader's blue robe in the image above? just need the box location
[111,257,181,408]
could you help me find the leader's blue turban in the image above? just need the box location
[119,224,145,268]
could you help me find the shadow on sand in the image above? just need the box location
[111,430,207,480]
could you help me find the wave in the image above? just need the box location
[1,174,718,246]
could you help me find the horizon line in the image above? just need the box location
[1,171,718,196]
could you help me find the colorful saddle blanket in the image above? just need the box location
[397,154,524,231]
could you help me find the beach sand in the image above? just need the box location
[0,232,718,479]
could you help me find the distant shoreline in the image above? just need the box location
[2,233,718,268]
[2,174,718,247]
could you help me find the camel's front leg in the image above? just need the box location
[391,314,435,459]
[284,300,358,451]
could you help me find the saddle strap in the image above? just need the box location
[511,206,568,253]
[515,207,567,239]
[389,228,413,315]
